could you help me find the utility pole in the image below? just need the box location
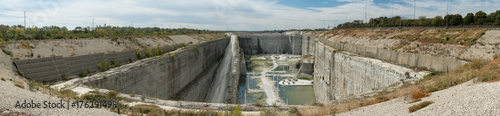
[365,4,367,24]
[414,0,416,20]
[24,11,26,29]
[446,0,449,28]
[345,12,348,24]
[92,19,94,31]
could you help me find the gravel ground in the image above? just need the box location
[460,30,500,60]
[0,49,119,116]
[337,80,500,116]
[0,79,119,116]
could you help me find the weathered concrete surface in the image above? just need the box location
[86,38,231,102]
[238,33,302,55]
[313,41,428,103]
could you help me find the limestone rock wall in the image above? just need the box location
[238,33,302,55]
[88,38,230,101]
[313,39,426,103]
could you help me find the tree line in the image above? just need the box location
[336,10,500,29]
[0,25,222,41]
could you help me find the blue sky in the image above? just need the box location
[0,0,499,31]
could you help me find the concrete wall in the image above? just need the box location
[238,33,302,55]
[88,38,231,101]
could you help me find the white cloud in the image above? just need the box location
[0,0,498,31]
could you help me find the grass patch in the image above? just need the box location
[79,71,88,77]
[408,101,434,113]
[410,89,430,99]
[98,60,110,72]
[1,48,12,56]
[14,83,24,89]
[409,98,421,103]
[298,77,313,80]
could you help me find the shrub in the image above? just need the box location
[409,98,421,103]
[61,74,68,80]
[107,90,118,98]
[1,78,5,81]
[115,62,121,67]
[230,104,242,116]
[28,80,38,92]
[130,90,135,97]
[79,71,88,77]
[111,59,121,67]
[98,60,110,71]
[145,48,153,58]
[288,106,300,115]
[408,101,434,112]
[87,68,92,74]
[494,53,500,60]
[154,45,163,56]
[411,89,431,99]
[1,48,12,56]
[170,53,175,60]
[136,50,142,59]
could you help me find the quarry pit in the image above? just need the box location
[5,29,497,114]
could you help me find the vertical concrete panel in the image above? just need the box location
[417,55,434,69]
[397,52,410,65]
[408,53,419,67]
[390,51,399,63]
[430,57,445,71]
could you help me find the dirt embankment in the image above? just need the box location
[1,34,227,60]
[313,29,500,60]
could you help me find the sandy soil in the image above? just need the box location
[337,80,500,116]
[0,52,118,115]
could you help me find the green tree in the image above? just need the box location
[450,14,463,26]
[0,32,3,41]
[474,11,487,25]
[496,14,500,25]
[95,29,107,37]
[464,13,474,25]
[432,16,444,26]
[486,12,497,24]
[145,48,153,58]
[136,50,142,59]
